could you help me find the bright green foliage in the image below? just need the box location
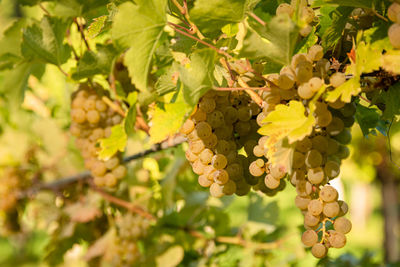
[98,124,127,160]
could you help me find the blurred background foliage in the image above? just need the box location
[0,0,399,266]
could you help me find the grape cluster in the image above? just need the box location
[388,2,400,49]
[110,214,150,267]
[256,44,354,258]
[70,83,126,187]
[181,90,264,197]
[300,185,352,258]
[276,0,317,37]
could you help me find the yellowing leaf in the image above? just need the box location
[258,101,315,148]
[382,50,400,74]
[355,41,382,74]
[98,124,127,160]
[267,139,295,174]
[156,245,184,267]
[325,77,360,103]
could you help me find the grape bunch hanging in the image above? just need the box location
[69,83,126,188]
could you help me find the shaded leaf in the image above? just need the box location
[112,0,167,91]
[124,104,137,135]
[0,62,32,107]
[355,104,381,136]
[382,82,400,119]
[321,7,353,50]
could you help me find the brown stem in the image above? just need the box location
[39,3,50,16]
[237,77,263,107]
[101,96,126,117]
[168,21,195,35]
[168,22,232,58]
[248,12,266,26]
[74,18,91,51]
[89,183,156,221]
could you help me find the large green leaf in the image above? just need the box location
[382,82,400,120]
[321,6,353,50]
[71,44,116,80]
[21,16,71,66]
[239,15,298,66]
[0,62,32,107]
[190,0,249,35]
[178,49,216,106]
[112,0,167,92]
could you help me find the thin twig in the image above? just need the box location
[237,77,264,107]
[57,66,69,77]
[39,3,50,16]
[74,18,91,51]
[101,96,126,117]
[371,9,388,22]
[168,21,195,35]
[248,12,266,26]
[168,23,232,58]
[213,86,270,91]
[89,183,156,220]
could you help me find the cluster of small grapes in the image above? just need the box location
[254,44,355,258]
[276,0,317,37]
[70,83,126,187]
[110,214,150,267]
[388,2,400,49]
[0,167,24,212]
[300,185,352,258]
[181,90,264,197]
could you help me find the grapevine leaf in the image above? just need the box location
[321,0,372,8]
[294,26,318,54]
[321,7,353,50]
[268,139,295,175]
[382,82,400,119]
[155,245,184,267]
[325,77,361,103]
[149,96,191,144]
[355,41,382,74]
[0,19,26,59]
[317,6,335,38]
[21,16,72,66]
[71,44,117,80]
[355,104,381,136]
[112,0,167,92]
[98,124,127,160]
[178,49,216,106]
[0,62,32,107]
[381,49,400,75]
[155,65,179,96]
[259,101,315,147]
[124,104,137,135]
[190,0,249,35]
[239,15,298,65]
[87,15,108,38]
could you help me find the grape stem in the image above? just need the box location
[248,12,266,26]
[74,17,91,51]
[237,77,264,107]
[101,96,126,117]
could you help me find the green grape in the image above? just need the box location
[311,135,328,153]
[315,58,330,78]
[112,165,127,179]
[293,151,305,169]
[191,108,207,123]
[296,179,313,197]
[301,229,318,247]
[104,173,118,187]
[301,6,315,23]
[305,150,323,168]
[311,243,327,258]
[320,185,338,202]
[195,121,212,139]
[264,174,280,189]
[210,183,225,197]
[327,230,346,248]
[223,106,238,124]
[276,3,294,16]
[215,140,231,155]
[307,167,325,184]
[253,145,265,157]
[83,98,96,111]
[324,161,340,179]
[328,99,345,109]
[308,77,323,92]
[329,72,346,88]
[291,53,309,70]
[71,109,86,124]
[308,45,323,61]
[315,110,333,127]
[323,201,340,217]
[256,112,266,126]
[308,199,323,216]
[105,157,119,170]
[339,103,356,117]
[334,217,352,234]
[388,3,400,23]
[226,163,243,181]
[298,83,314,99]
[214,125,233,140]
[211,154,228,169]
[296,137,312,153]
[299,25,312,37]
[389,23,400,49]
[207,110,225,128]
[326,117,344,136]
[290,170,305,186]
[234,121,251,136]
[213,169,229,185]
[199,148,214,164]
[221,180,236,195]
[342,115,355,128]
[235,179,251,196]
[295,195,311,210]
[237,106,252,121]
[199,97,216,113]
[333,129,352,144]
[278,73,295,90]
[295,60,313,83]
[338,200,349,216]
[95,100,108,112]
[92,161,107,176]
[337,144,350,159]
[326,138,339,155]
[304,212,320,227]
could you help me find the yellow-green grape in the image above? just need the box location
[104,173,118,187]
[213,169,229,185]
[388,23,400,49]
[105,157,119,170]
[296,137,312,153]
[210,183,224,197]
[276,3,294,16]
[95,100,107,112]
[71,109,86,124]
[87,110,101,124]
[334,217,352,234]
[278,73,296,90]
[189,140,205,154]
[223,106,238,124]
[234,121,251,136]
[298,83,314,99]
[237,106,252,121]
[264,174,280,189]
[290,170,305,186]
[296,179,313,197]
[195,121,212,139]
[185,150,198,162]
[311,135,328,153]
[199,148,214,164]
[191,108,207,123]
[203,134,218,149]
[307,167,325,184]
[221,180,237,195]
[324,161,340,179]
[249,159,265,177]
[338,200,349,216]
[291,53,309,70]
[92,161,107,176]
[83,98,96,111]
[308,77,324,92]
[301,6,315,23]
[296,61,313,83]
[207,110,224,128]
[253,145,265,157]
[301,230,318,247]
[388,3,400,23]
[326,117,344,136]
[308,45,324,62]
[293,152,305,169]
[327,230,346,248]
[112,165,127,179]
[320,185,338,202]
[211,154,228,169]
[304,212,320,227]
[199,97,216,113]
[192,160,206,175]
[305,149,323,168]
[311,243,328,258]
[330,72,346,88]
[307,199,323,216]
[270,164,286,179]
[326,138,339,155]
[328,99,345,109]
[295,195,311,210]
[323,201,340,217]
[300,25,312,37]
[315,109,333,127]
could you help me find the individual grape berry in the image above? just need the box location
[304,212,320,227]
[192,160,206,175]
[295,195,311,210]
[296,137,312,153]
[296,179,313,197]
[307,167,325,184]
[334,217,352,234]
[213,169,229,185]
[301,230,318,247]
[307,199,323,216]
[308,77,323,92]
[199,149,214,164]
[308,45,324,61]
[338,200,349,216]
[112,165,127,179]
[295,61,313,83]
[324,161,340,179]
[180,119,195,135]
[389,23,400,49]
[199,97,216,113]
[189,140,205,154]
[276,3,294,16]
[388,3,400,23]
[269,164,286,179]
[210,183,224,197]
[105,157,120,170]
[327,230,346,248]
[323,201,340,218]
[311,243,327,258]
[264,174,280,189]
[221,180,237,195]
[211,154,228,169]
[293,151,305,169]
[330,72,346,88]
[305,150,323,168]
[71,109,86,124]
[298,83,314,99]
[319,185,338,202]
[198,175,213,187]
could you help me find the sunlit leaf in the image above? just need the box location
[98,124,127,160]
[325,77,361,103]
